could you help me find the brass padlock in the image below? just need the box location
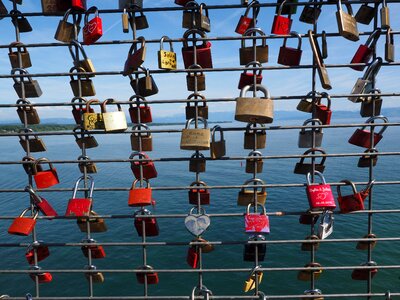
[189,152,206,173]
[12,68,43,98]
[8,42,32,69]
[101,98,128,132]
[380,0,390,29]
[193,2,211,32]
[186,93,208,120]
[69,40,96,77]
[77,211,107,232]
[19,128,46,153]
[210,125,226,159]
[131,124,153,151]
[298,118,323,148]
[297,262,323,281]
[243,265,263,292]
[82,100,104,131]
[180,117,210,150]
[78,155,98,174]
[158,36,177,70]
[85,265,105,283]
[357,148,378,168]
[133,67,159,97]
[308,30,331,90]
[122,8,129,33]
[10,9,32,32]
[235,84,273,123]
[294,148,326,175]
[360,89,382,117]
[301,235,320,251]
[186,64,206,91]
[16,99,40,125]
[237,178,267,206]
[54,9,82,42]
[239,28,268,65]
[245,150,263,174]
[69,66,96,97]
[385,28,395,63]
[297,91,321,113]
[123,37,146,76]
[244,123,266,149]
[356,233,377,250]
[336,0,359,41]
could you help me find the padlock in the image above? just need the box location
[235,84,273,123]
[101,98,128,132]
[81,238,106,259]
[337,180,366,213]
[83,99,104,130]
[239,28,269,65]
[33,158,60,189]
[294,148,326,175]
[69,40,96,77]
[12,68,43,98]
[308,30,332,90]
[25,186,58,217]
[83,7,103,45]
[158,36,177,70]
[129,95,152,124]
[54,9,81,42]
[131,124,153,151]
[16,99,40,125]
[306,171,336,211]
[245,203,270,234]
[298,119,323,148]
[189,152,206,173]
[317,211,334,239]
[186,93,208,120]
[243,234,266,261]
[276,0,297,14]
[72,97,91,124]
[297,91,321,113]
[348,115,388,148]
[210,125,226,159]
[132,5,149,30]
[65,175,94,217]
[10,10,32,32]
[349,58,382,102]
[130,152,158,180]
[128,179,152,207]
[19,128,46,153]
[77,210,107,233]
[385,28,395,63]
[336,0,359,41]
[180,117,210,150]
[8,207,38,236]
[186,64,206,91]
[134,208,159,237]
[41,0,67,14]
[351,261,378,280]
[119,0,143,9]
[122,8,129,33]
[350,28,381,71]
[182,29,213,69]
[78,155,98,174]
[243,265,263,292]
[299,0,322,24]
[84,265,105,283]
[299,210,319,225]
[175,0,191,6]
[69,67,96,97]
[29,266,53,284]
[302,289,324,300]
[355,2,377,25]
[271,0,292,35]
[358,148,378,168]
[73,126,99,149]
[191,237,214,254]
[235,0,260,34]
[245,150,263,174]
[244,123,266,149]
[237,178,267,206]
[184,207,211,236]
[380,0,390,29]
[123,37,146,76]
[182,2,210,32]
[314,92,332,125]
[132,67,159,97]
[278,31,302,66]
[136,265,159,284]
[297,262,323,281]
[70,0,87,11]
[360,89,383,117]
[187,246,199,268]
[188,181,210,205]
[301,234,320,251]
[356,233,377,250]
[238,61,263,90]
[8,42,32,69]
[22,156,42,175]
[25,241,50,265]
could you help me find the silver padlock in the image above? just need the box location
[298,119,323,148]
[317,211,334,240]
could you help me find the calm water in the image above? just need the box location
[0,117,399,298]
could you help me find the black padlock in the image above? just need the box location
[10,10,33,32]
[243,235,266,262]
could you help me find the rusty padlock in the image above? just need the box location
[244,123,266,149]
[237,178,267,206]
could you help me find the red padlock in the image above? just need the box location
[65,176,94,217]
[235,0,260,34]
[25,241,50,265]
[188,181,210,205]
[128,179,153,207]
[83,7,103,45]
[71,97,93,124]
[175,0,192,6]
[33,158,60,189]
[350,28,381,71]
[351,261,378,280]
[337,180,365,214]
[129,95,152,124]
[238,61,263,90]
[134,209,159,237]
[123,37,146,76]
[57,0,87,11]
[130,152,158,180]
[182,29,213,69]
[277,31,303,66]
[299,210,319,225]
[314,92,332,125]
[348,116,388,148]
[8,207,38,236]
[29,266,53,284]
[187,246,199,268]
[306,171,336,211]
[245,203,270,234]
[81,239,106,259]
[136,265,159,284]
[26,186,58,218]
[271,0,292,35]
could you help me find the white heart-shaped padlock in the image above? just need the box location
[185,207,210,236]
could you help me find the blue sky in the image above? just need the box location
[0,0,399,121]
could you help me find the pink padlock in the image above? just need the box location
[245,203,270,234]
[306,171,336,211]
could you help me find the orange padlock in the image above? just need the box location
[128,179,153,207]
[33,158,59,189]
[8,207,38,236]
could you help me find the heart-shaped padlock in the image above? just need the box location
[185,207,211,236]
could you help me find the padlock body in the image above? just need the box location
[131,161,158,180]
[83,112,104,130]
[315,104,332,125]
[134,217,159,236]
[17,106,40,125]
[380,7,390,29]
[131,135,153,151]
[81,245,106,259]
[298,130,323,148]
[187,247,199,268]
[180,128,210,150]
[54,21,79,42]
[245,214,270,233]
[129,106,152,123]
[128,187,152,207]
[244,132,266,149]
[34,169,59,189]
[76,136,99,149]
[235,16,254,35]
[186,73,206,91]
[237,190,266,206]
[336,10,359,41]
[65,198,92,217]
[235,98,274,124]
[351,268,378,280]
[8,217,37,236]
[338,193,365,213]
[238,73,262,90]
[14,81,43,98]
[348,129,383,148]
[188,189,210,205]
[355,4,375,25]
[36,197,58,217]
[350,45,373,71]
[299,6,321,24]
[102,111,128,132]
[294,163,325,175]
[357,152,378,168]
[245,158,263,173]
[271,15,292,35]
[243,243,266,262]
[182,42,213,69]
[83,16,103,45]
[277,46,302,66]
[19,138,47,153]
[301,235,320,251]
[158,50,177,70]
[239,46,269,65]
[306,183,336,210]
[185,105,208,120]
[77,216,107,233]
[26,245,50,264]
[9,51,32,69]
[70,79,96,97]
[79,161,98,174]
[30,272,53,283]
[123,47,146,76]
[210,140,226,159]
[189,158,206,173]
[360,98,382,117]
[136,271,159,284]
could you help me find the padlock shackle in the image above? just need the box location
[101,98,124,113]
[184,1,200,8]
[211,125,224,141]
[129,151,150,160]
[84,6,99,24]
[71,96,87,110]
[240,84,271,99]
[245,122,266,133]
[244,0,260,18]
[364,28,382,48]
[336,179,358,198]
[86,99,100,112]
[19,206,39,219]
[9,41,28,53]
[190,181,207,188]
[241,178,266,193]
[199,3,209,18]
[190,152,205,159]
[19,128,37,141]
[363,179,375,194]
[129,95,148,108]
[318,92,331,109]
[306,170,326,185]
[16,98,33,105]
[283,31,302,50]
[246,203,267,215]
[182,29,207,48]
[132,123,151,135]
[244,61,262,76]
[11,67,32,84]
[277,0,289,16]
[304,289,322,295]
[299,148,326,165]
[69,66,90,80]
[72,175,95,199]
[132,178,150,189]
[187,92,206,101]
[362,57,382,81]
[242,27,266,47]
[62,8,83,24]
[302,118,322,127]
[68,40,90,62]
[129,36,146,55]
[362,115,389,135]
[247,150,263,158]
[33,157,53,174]
[185,117,208,129]
[25,185,42,204]
[336,0,354,15]
[159,35,174,52]
[187,63,204,73]
[189,206,207,216]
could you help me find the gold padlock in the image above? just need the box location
[101,98,128,132]
[297,262,323,281]
[158,36,177,70]
[237,178,267,206]
[297,91,321,113]
[210,125,226,159]
[69,67,96,97]
[69,40,96,77]
[245,150,263,174]
[78,155,98,174]
[85,265,105,283]
[77,211,107,232]
[185,93,208,120]
[83,100,104,131]
[16,99,40,125]
[131,124,153,151]
[54,9,82,42]
[243,265,263,292]
[186,64,206,91]
[8,42,32,69]
[19,128,46,153]
[380,0,390,29]
[244,123,266,149]
[239,28,269,65]
[180,117,210,150]
[336,0,359,41]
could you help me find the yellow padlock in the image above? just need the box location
[243,265,263,292]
